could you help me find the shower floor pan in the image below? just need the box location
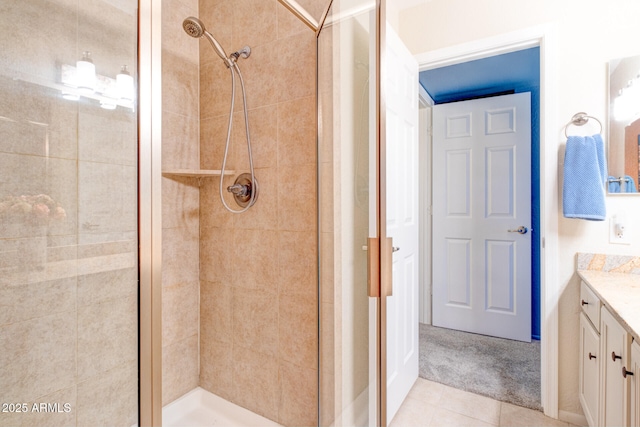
[163,387,281,427]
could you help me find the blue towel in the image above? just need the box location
[607,175,637,193]
[625,175,637,192]
[563,134,607,220]
[608,176,621,193]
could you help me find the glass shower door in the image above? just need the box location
[318,0,379,425]
[0,1,139,426]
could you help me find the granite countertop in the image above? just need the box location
[577,269,640,341]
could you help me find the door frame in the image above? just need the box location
[418,86,433,325]
[414,24,560,419]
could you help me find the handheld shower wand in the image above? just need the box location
[183,16,258,213]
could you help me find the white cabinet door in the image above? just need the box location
[630,340,640,427]
[600,307,631,427]
[580,312,600,427]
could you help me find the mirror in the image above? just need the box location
[608,54,640,194]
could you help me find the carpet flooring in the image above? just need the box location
[419,323,542,411]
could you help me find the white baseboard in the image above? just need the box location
[558,410,588,427]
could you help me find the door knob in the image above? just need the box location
[392,246,400,253]
[508,226,528,234]
[622,366,634,378]
[612,352,622,362]
[589,352,597,360]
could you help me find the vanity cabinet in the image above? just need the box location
[581,280,601,329]
[600,306,631,427]
[579,311,600,426]
[579,280,633,427]
[630,340,640,427]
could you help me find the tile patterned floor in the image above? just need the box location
[390,378,576,427]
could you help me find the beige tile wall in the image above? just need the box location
[161,0,202,407]
[0,1,139,426]
[197,0,319,425]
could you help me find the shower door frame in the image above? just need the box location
[139,0,163,425]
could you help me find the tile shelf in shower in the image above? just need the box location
[162,169,236,177]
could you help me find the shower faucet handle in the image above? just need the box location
[227,183,248,197]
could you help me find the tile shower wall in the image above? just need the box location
[0,1,138,426]
[197,1,321,425]
[161,0,202,406]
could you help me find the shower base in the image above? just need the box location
[162,387,281,427]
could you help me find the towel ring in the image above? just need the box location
[564,112,603,138]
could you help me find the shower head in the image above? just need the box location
[182,16,230,65]
[183,16,205,38]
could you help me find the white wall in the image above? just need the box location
[399,0,640,418]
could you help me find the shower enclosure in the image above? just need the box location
[158,0,321,426]
[158,0,382,424]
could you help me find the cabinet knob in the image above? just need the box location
[581,299,589,306]
[589,352,597,360]
[622,366,634,378]
[612,352,622,362]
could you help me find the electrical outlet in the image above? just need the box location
[609,216,631,245]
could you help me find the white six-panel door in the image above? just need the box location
[385,24,419,423]
[432,92,532,342]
